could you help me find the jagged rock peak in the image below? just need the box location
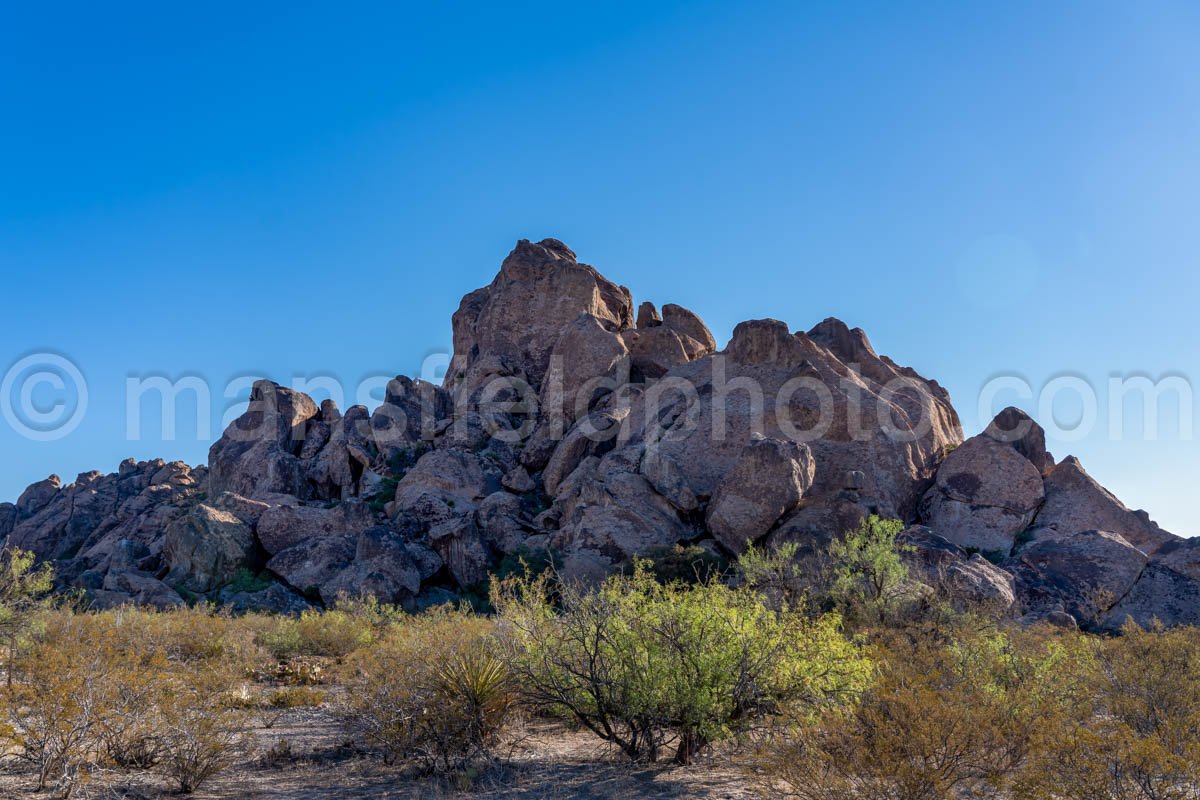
[807,317,879,363]
[446,238,634,401]
[500,238,578,278]
[983,406,1055,474]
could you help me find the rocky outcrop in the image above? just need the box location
[1011,530,1149,625]
[16,475,61,516]
[208,380,318,499]
[370,376,450,460]
[162,504,257,593]
[540,313,630,425]
[0,503,16,538]
[256,500,374,557]
[1025,456,1176,554]
[548,447,696,582]
[919,427,1045,554]
[911,407,1195,630]
[3,237,1193,627]
[705,436,815,554]
[265,525,440,606]
[303,402,378,501]
[983,406,1055,475]
[900,526,1017,613]
[445,239,633,403]
[7,460,204,569]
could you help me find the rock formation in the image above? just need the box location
[1,238,1194,628]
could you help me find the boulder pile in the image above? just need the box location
[1,238,1193,628]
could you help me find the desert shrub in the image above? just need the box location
[0,611,251,794]
[494,563,871,764]
[262,736,295,767]
[160,607,264,669]
[248,603,378,661]
[1015,621,1200,800]
[250,614,305,660]
[755,625,1084,800]
[1,615,115,789]
[629,544,728,585]
[736,541,812,610]
[224,567,274,594]
[337,608,515,774]
[295,608,376,657]
[494,546,561,583]
[0,547,54,688]
[827,515,912,617]
[268,686,326,709]
[156,664,250,794]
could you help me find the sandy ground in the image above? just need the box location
[0,709,757,799]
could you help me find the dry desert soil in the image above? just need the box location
[0,708,757,799]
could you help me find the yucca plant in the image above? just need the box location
[436,648,516,750]
[337,610,515,775]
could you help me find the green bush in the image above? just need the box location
[755,624,1085,800]
[250,604,377,660]
[828,515,916,624]
[224,568,274,595]
[493,563,871,764]
[1015,621,1200,800]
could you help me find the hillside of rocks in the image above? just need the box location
[1,238,1195,630]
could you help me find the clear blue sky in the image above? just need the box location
[2,1,1197,535]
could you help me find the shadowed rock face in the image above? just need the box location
[1,238,1192,626]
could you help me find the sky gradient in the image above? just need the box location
[2,1,1197,534]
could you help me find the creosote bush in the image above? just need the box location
[1014,620,1200,800]
[753,621,1085,800]
[0,609,252,794]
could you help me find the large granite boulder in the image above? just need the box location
[98,540,185,609]
[265,526,440,605]
[1012,530,1148,625]
[900,526,1017,613]
[623,301,716,382]
[1025,456,1177,554]
[16,475,61,516]
[661,303,717,357]
[549,447,696,582]
[370,376,451,460]
[626,325,693,382]
[162,504,257,593]
[982,406,1055,474]
[945,555,1017,612]
[0,502,16,539]
[302,402,378,501]
[919,417,1045,554]
[540,312,630,425]
[256,500,374,556]
[445,238,634,403]
[705,435,816,554]
[208,380,318,499]
[391,448,502,513]
[1099,538,1200,630]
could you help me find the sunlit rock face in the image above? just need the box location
[5,237,1192,628]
